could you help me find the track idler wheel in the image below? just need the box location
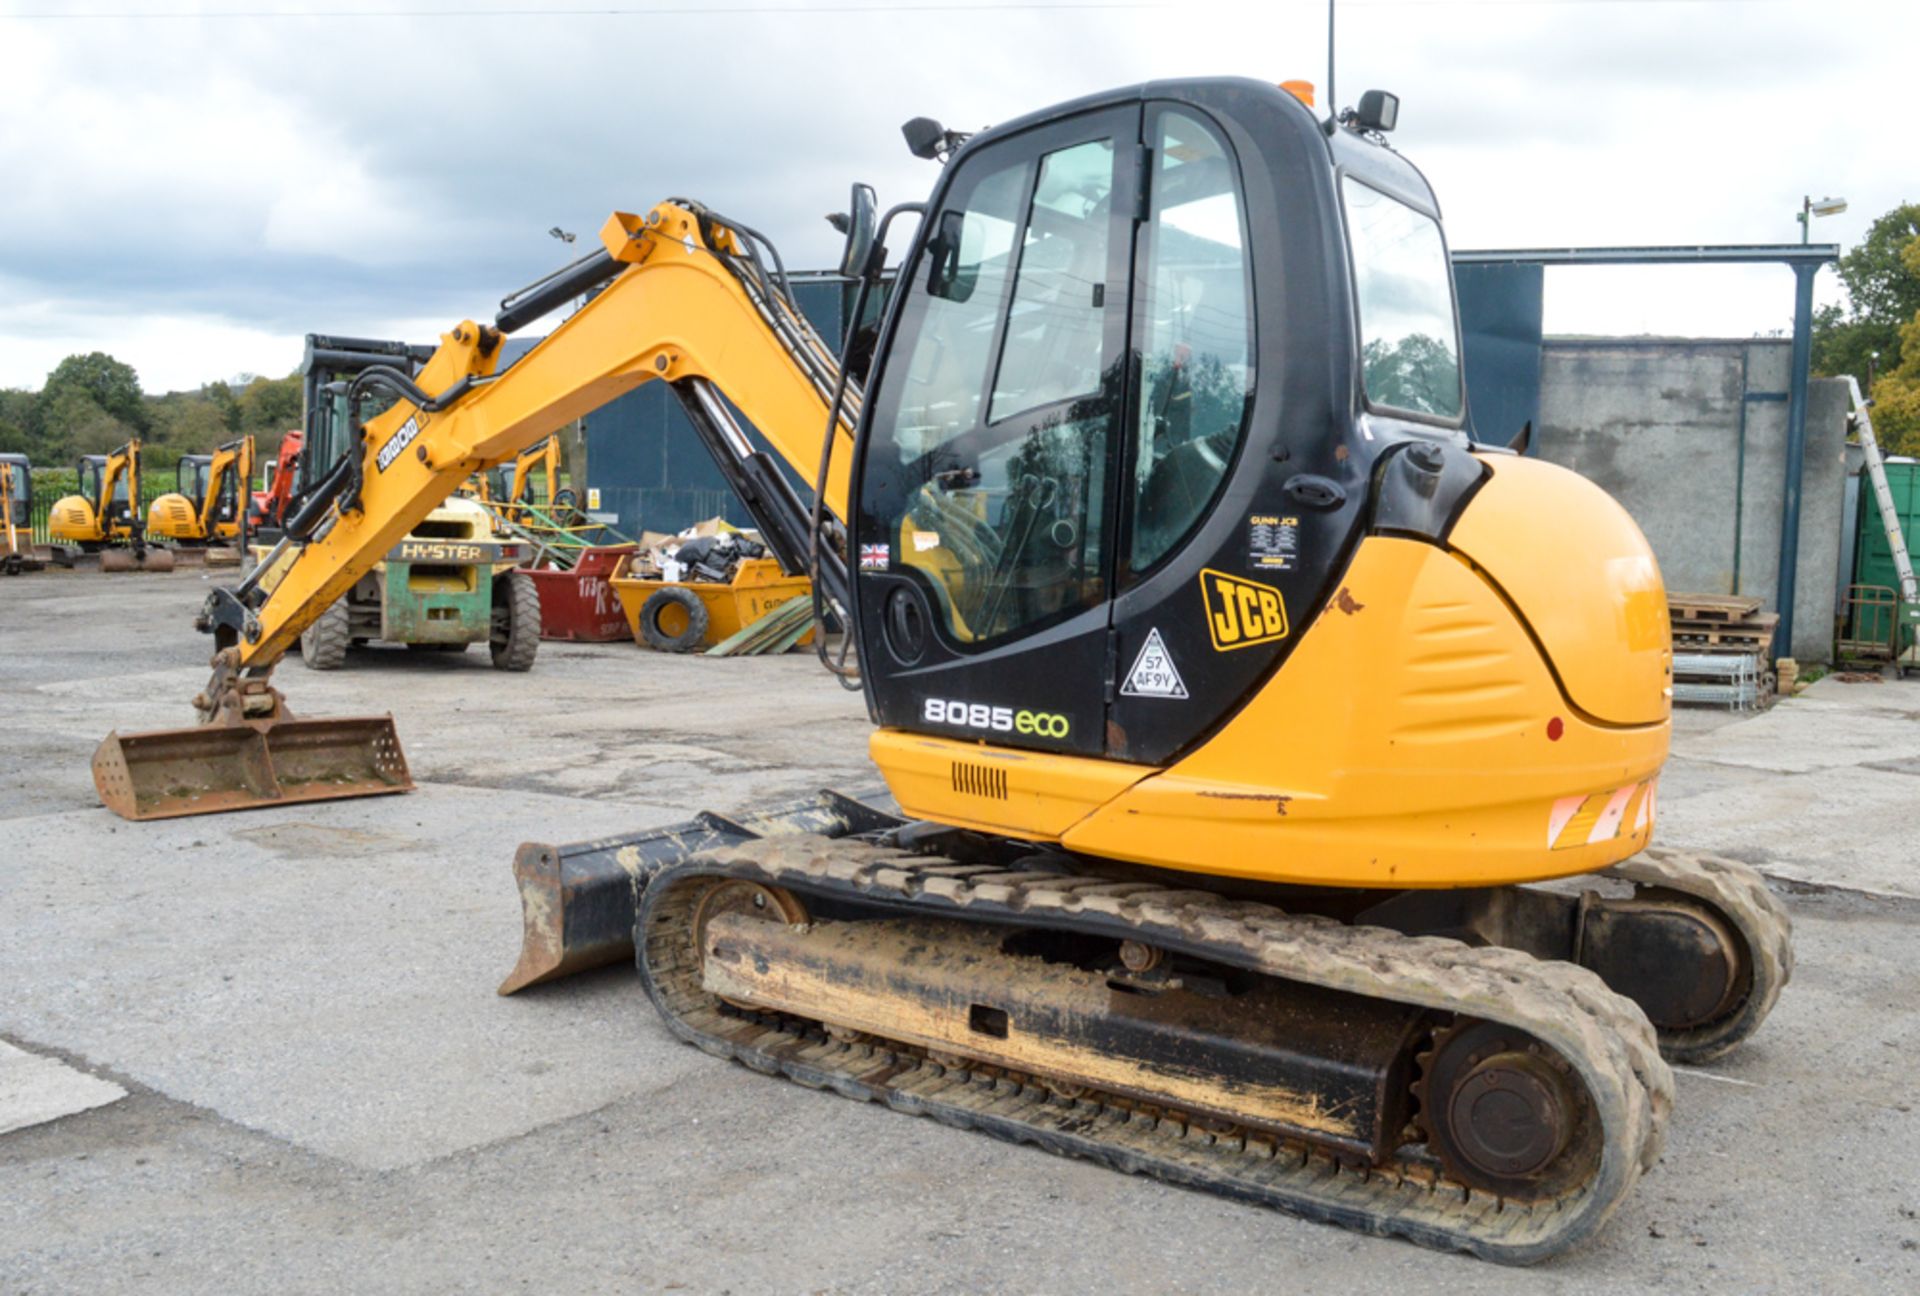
[1415,1019,1601,1202]
[692,880,809,1011]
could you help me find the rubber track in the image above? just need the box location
[638,835,1674,1264]
[1607,847,1792,1064]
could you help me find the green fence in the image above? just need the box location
[26,472,178,546]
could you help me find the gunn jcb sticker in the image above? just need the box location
[1200,568,1288,651]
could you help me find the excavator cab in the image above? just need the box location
[849,80,1669,886]
[80,454,130,531]
[1,455,45,573]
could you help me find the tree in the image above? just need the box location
[150,393,232,452]
[37,386,136,458]
[1362,333,1461,417]
[201,379,240,434]
[234,373,301,435]
[31,353,148,444]
[1865,238,1920,455]
[0,389,35,456]
[1812,202,1920,388]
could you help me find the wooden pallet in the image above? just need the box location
[1668,592,1763,623]
[1671,614,1778,658]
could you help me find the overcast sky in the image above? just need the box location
[0,0,1908,393]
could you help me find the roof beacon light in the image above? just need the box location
[1280,80,1315,108]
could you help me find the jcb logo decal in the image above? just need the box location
[1200,569,1288,651]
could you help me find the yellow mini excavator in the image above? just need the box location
[48,438,175,572]
[146,434,255,560]
[2,455,50,574]
[93,79,1790,1262]
[473,435,563,516]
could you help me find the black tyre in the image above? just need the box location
[490,570,541,671]
[638,586,709,653]
[300,599,351,670]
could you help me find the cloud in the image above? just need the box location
[0,0,1908,392]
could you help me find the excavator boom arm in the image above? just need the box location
[198,436,255,533]
[222,203,857,667]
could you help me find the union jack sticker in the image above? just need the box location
[858,543,890,571]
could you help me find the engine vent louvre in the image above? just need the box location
[950,760,1008,800]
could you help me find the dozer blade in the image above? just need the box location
[92,714,412,821]
[498,787,900,995]
[99,546,176,573]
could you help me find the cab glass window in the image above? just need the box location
[1130,109,1254,571]
[863,128,1121,646]
[1342,177,1462,420]
[990,139,1114,423]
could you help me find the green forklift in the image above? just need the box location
[272,335,542,671]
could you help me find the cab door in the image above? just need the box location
[854,106,1141,756]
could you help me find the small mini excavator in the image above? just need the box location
[94,78,1789,1262]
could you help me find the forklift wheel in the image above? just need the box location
[638,587,709,653]
[490,570,541,671]
[300,599,351,670]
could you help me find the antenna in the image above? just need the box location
[1326,0,1337,126]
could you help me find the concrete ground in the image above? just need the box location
[2,568,1916,1294]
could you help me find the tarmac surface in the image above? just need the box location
[3,567,1917,1293]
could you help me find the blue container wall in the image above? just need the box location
[583,278,852,537]
[1455,262,1545,451]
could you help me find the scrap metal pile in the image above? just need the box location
[609,518,812,654]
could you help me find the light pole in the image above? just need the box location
[1798,195,1846,244]
[548,227,583,499]
[1869,350,1881,397]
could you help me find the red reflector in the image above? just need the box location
[1547,717,1565,741]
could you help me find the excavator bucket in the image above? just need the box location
[99,546,177,574]
[92,713,411,821]
[498,787,900,994]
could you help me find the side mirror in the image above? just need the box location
[837,182,879,279]
[1355,90,1399,133]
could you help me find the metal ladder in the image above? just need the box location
[1850,376,1917,601]
[1848,376,1920,669]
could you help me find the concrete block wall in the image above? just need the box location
[1535,338,1847,661]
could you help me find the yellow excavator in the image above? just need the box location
[2,455,49,574]
[473,435,564,515]
[91,79,1790,1262]
[48,438,175,572]
[146,434,255,559]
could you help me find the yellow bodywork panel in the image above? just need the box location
[1065,535,1668,887]
[869,729,1150,840]
[870,532,1669,889]
[1448,454,1670,726]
